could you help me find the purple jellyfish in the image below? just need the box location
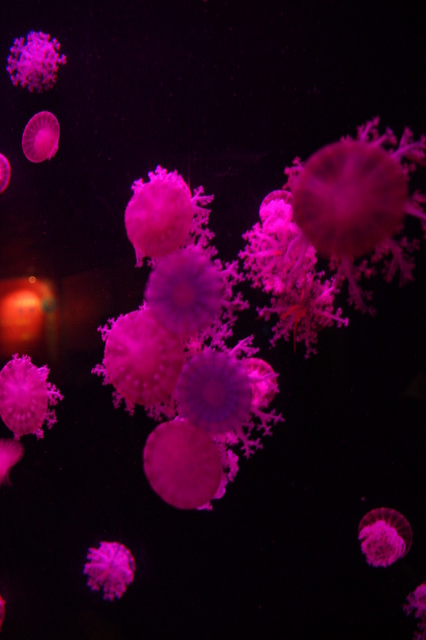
[358,507,413,567]
[7,31,66,93]
[22,112,60,163]
[83,541,135,601]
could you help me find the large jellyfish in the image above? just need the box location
[0,439,24,487]
[83,541,135,601]
[7,31,66,93]
[358,507,413,567]
[0,354,63,439]
[0,154,11,193]
[22,112,60,163]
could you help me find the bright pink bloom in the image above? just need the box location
[358,507,412,567]
[0,154,11,193]
[0,354,63,439]
[83,541,135,601]
[22,112,60,163]
[0,439,24,487]
[7,31,66,93]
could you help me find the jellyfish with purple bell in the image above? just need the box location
[7,31,66,93]
[83,541,135,601]
[358,507,413,567]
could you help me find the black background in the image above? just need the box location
[0,1,425,638]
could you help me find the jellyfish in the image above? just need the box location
[0,154,11,193]
[93,308,185,413]
[0,354,63,439]
[22,111,60,163]
[0,595,5,632]
[143,418,223,509]
[404,582,426,640]
[7,31,66,93]
[145,248,223,336]
[0,439,24,487]
[124,167,195,264]
[175,349,252,435]
[358,507,412,567]
[83,541,135,601]
[243,358,279,408]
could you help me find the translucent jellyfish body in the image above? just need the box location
[125,167,195,264]
[145,248,223,336]
[93,309,185,412]
[0,154,11,193]
[358,507,412,567]
[175,350,252,435]
[7,31,66,93]
[404,582,426,640]
[143,418,223,509]
[0,439,24,486]
[244,358,279,408]
[0,354,63,439]
[22,112,60,163]
[83,541,135,601]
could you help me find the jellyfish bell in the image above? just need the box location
[143,418,223,509]
[22,111,60,163]
[0,154,11,193]
[292,140,408,259]
[358,507,413,568]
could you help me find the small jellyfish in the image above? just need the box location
[0,439,24,487]
[243,358,279,409]
[83,541,135,601]
[175,350,252,435]
[22,111,60,163]
[358,507,412,567]
[0,154,11,193]
[0,354,63,439]
[404,582,426,640]
[143,418,223,509]
[145,248,223,336]
[7,31,66,93]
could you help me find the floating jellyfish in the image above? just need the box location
[83,541,135,601]
[0,154,11,193]
[404,582,426,640]
[92,308,185,413]
[0,439,24,487]
[22,112,60,163]
[124,167,196,264]
[143,418,223,509]
[175,349,252,435]
[0,354,63,439]
[0,595,5,632]
[6,31,66,92]
[358,507,413,567]
[243,358,279,409]
[145,247,223,336]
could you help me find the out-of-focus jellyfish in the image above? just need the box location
[92,308,185,414]
[0,594,5,632]
[0,354,63,439]
[358,507,413,567]
[22,112,60,163]
[175,349,252,435]
[145,247,223,336]
[0,438,24,486]
[143,418,223,509]
[404,582,426,639]
[0,154,11,193]
[7,31,66,92]
[83,541,135,601]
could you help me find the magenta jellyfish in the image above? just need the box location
[358,507,413,567]
[404,582,426,639]
[124,167,195,264]
[143,418,223,509]
[7,31,66,93]
[83,541,135,601]
[145,248,223,336]
[175,350,252,435]
[0,439,24,487]
[22,112,60,163]
[0,595,5,632]
[243,358,279,409]
[0,354,63,439]
[93,308,185,413]
[0,154,11,193]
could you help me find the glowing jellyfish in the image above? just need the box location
[0,439,24,487]
[7,31,66,93]
[143,418,223,509]
[83,541,135,601]
[244,358,279,408]
[93,309,185,412]
[358,507,412,567]
[0,354,63,439]
[22,111,60,163]
[125,167,195,264]
[404,582,426,640]
[175,350,252,435]
[0,154,11,193]
[145,248,223,336]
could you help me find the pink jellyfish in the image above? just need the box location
[358,507,413,567]
[404,582,426,640]
[0,154,11,193]
[124,167,195,264]
[143,418,223,509]
[7,31,66,93]
[0,439,24,487]
[22,111,60,163]
[0,354,63,439]
[0,595,5,632]
[145,247,223,336]
[93,308,185,413]
[243,358,279,408]
[83,541,135,601]
[175,350,252,435]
